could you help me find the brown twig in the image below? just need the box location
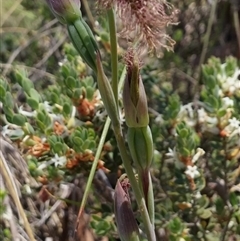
[3,24,61,76]
[0,0,23,27]
[232,1,240,57]
[0,63,56,81]
[34,34,67,69]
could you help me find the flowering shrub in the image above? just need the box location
[0,0,240,241]
[150,56,240,240]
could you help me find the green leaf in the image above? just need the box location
[4,91,14,109]
[3,106,14,117]
[168,217,182,234]
[24,123,35,134]
[36,119,46,131]
[72,136,83,147]
[44,114,52,127]
[51,92,59,103]
[21,77,33,94]
[82,140,90,150]
[88,140,96,149]
[37,111,45,123]
[8,129,24,140]
[197,195,210,209]
[199,209,212,219]
[5,114,13,123]
[229,192,238,207]
[179,128,188,138]
[27,97,39,110]
[86,86,94,99]
[73,88,82,99]
[14,71,23,85]
[215,198,225,215]
[54,142,64,154]
[100,32,109,42]
[206,75,216,90]
[12,114,26,126]
[29,88,41,102]
[0,85,6,101]
[181,147,190,157]
[48,135,58,146]
[217,109,227,118]
[61,65,70,78]
[63,102,72,116]
[65,76,77,89]
[207,96,219,110]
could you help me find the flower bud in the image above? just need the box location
[127,126,153,171]
[46,0,81,24]
[68,19,99,72]
[114,180,140,241]
[123,57,149,127]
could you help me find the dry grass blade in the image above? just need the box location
[0,136,36,241]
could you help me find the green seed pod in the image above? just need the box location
[68,19,99,72]
[127,126,153,171]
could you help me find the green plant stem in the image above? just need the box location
[113,125,156,241]
[76,117,111,213]
[148,172,155,226]
[107,8,118,104]
[81,0,95,29]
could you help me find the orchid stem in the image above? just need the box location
[107,8,118,105]
[75,66,127,235]
[113,124,156,241]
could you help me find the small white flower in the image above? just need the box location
[166,148,185,169]
[195,191,202,199]
[224,117,240,138]
[2,206,12,221]
[1,124,10,137]
[23,184,32,194]
[218,67,240,95]
[229,128,240,138]
[206,116,218,125]
[71,106,76,118]
[37,154,67,170]
[19,105,37,117]
[185,165,200,179]
[179,238,186,241]
[42,101,53,113]
[218,89,223,97]
[197,108,207,123]
[228,117,240,129]
[52,154,67,167]
[95,110,107,122]
[154,114,164,124]
[192,148,205,164]
[1,124,24,138]
[185,103,194,119]
[165,147,177,159]
[222,97,234,108]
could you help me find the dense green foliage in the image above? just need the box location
[0,0,239,241]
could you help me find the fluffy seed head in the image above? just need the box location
[98,0,178,56]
